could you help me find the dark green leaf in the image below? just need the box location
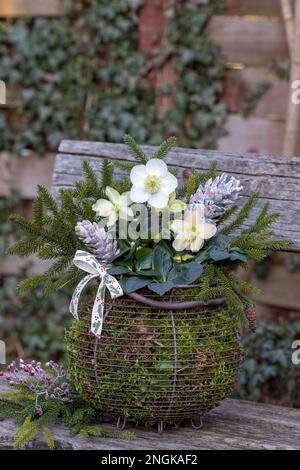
[230,251,248,262]
[107,266,129,276]
[121,276,151,294]
[168,262,203,285]
[135,269,159,277]
[148,281,174,296]
[210,248,230,261]
[114,258,133,270]
[153,245,173,282]
[135,247,153,271]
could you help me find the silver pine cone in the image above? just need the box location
[190,174,243,219]
[75,220,119,265]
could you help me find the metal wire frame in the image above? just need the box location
[67,287,244,428]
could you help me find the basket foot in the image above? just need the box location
[116,416,127,430]
[158,420,165,434]
[191,416,203,430]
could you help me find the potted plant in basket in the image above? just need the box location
[6,135,292,433]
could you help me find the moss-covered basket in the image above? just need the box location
[66,288,243,427]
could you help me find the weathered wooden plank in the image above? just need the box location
[218,115,285,155]
[225,0,281,17]
[253,265,300,310]
[208,16,288,65]
[0,0,65,17]
[0,256,50,277]
[223,66,289,118]
[54,140,300,251]
[0,383,299,450]
[0,153,55,199]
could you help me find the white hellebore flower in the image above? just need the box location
[130,159,178,209]
[92,187,133,227]
[171,208,217,252]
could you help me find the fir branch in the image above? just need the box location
[83,160,99,190]
[37,185,59,216]
[153,136,177,159]
[32,196,44,228]
[197,161,217,185]
[114,160,135,171]
[14,417,39,449]
[221,193,259,235]
[218,204,238,224]
[123,134,148,163]
[186,170,200,202]
[6,236,40,257]
[78,425,135,440]
[17,275,46,293]
[101,158,114,188]
[42,426,55,450]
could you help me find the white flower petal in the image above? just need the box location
[119,206,133,220]
[173,237,188,252]
[119,191,132,205]
[130,165,147,185]
[106,187,120,204]
[170,219,184,234]
[160,172,178,193]
[130,186,149,203]
[199,223,217,240]
[146,159,168,177]
[92,199,113,217]
[107,212,118,227]
[148,191,169,209]
[190,236,204,252]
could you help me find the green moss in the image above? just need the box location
[66,289,243,426]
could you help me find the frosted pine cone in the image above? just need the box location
[190,174,243,219]
[75,220,119,265]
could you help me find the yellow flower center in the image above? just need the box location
[144,175,161,194]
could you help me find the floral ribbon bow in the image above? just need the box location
[70,250,123,338]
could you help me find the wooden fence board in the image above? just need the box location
[223,66,289,118]
[218,115,285,155]
[0,0,65,17]
[0,153,55,198]
[253,265,300,311]
[225,0,281,17]
[208,16,288,65]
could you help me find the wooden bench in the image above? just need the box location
[1,381,300,450]
[53,140,300,250]
[2,140,300,450]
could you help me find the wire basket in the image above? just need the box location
[66,287,243,429]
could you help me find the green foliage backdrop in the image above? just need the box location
[0,0,226,154]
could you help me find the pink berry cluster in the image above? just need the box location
[0,359,72,415]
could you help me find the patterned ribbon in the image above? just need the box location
[70,250,123,338]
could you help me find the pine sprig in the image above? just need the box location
[221,192,259,235]
[7,161,105,294]
[123,134,148,163]
[101,158,114,188]
[181,162,218,201]
[186,169,200,202]
[197,161,217,185]
[153,136,177,159]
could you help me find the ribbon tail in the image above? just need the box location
[70,273,97,320]
[91,277,106,338]
[105,273,124,299]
